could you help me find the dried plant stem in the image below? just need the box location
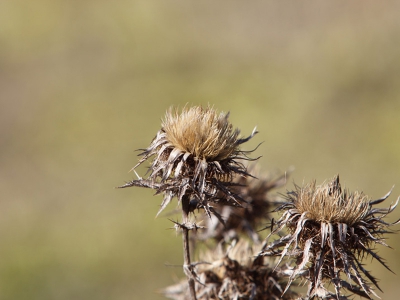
[181,195,197,300]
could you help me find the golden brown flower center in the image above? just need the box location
[295,181,370,225]
[162,106,240,161]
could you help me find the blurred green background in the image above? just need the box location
[1,1,400,299]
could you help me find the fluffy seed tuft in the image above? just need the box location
[162,106,240,161]
[293,176,370,225]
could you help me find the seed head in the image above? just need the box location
[162,240,297,300]
[261,175,400,299]
[120,106,258,217]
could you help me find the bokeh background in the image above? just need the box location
[1,1,400,299]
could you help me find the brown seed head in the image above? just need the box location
[162,240,297,300]
[261,175,400,299]
[120,105,258,217]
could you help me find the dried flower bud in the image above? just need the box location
[261,175,400,299]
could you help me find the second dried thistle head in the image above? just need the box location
[261,175,400,299]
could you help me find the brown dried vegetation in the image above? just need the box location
[120,106,260,300]
[120,106,399,300]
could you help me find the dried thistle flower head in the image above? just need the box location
[162,240,297,300]
[199,166,289,243]
[261,175,400,299]
[119,105,258,217]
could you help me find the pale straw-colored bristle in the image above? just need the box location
[295,177,370,225]
[162,106,240,161]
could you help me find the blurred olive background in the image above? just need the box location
[1,1,400,299]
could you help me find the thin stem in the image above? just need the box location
[181,195,197,300]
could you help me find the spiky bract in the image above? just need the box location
[261,175,400,299]
[199,166,289,243]
[163,240,297,300]
[119,106,258,217]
